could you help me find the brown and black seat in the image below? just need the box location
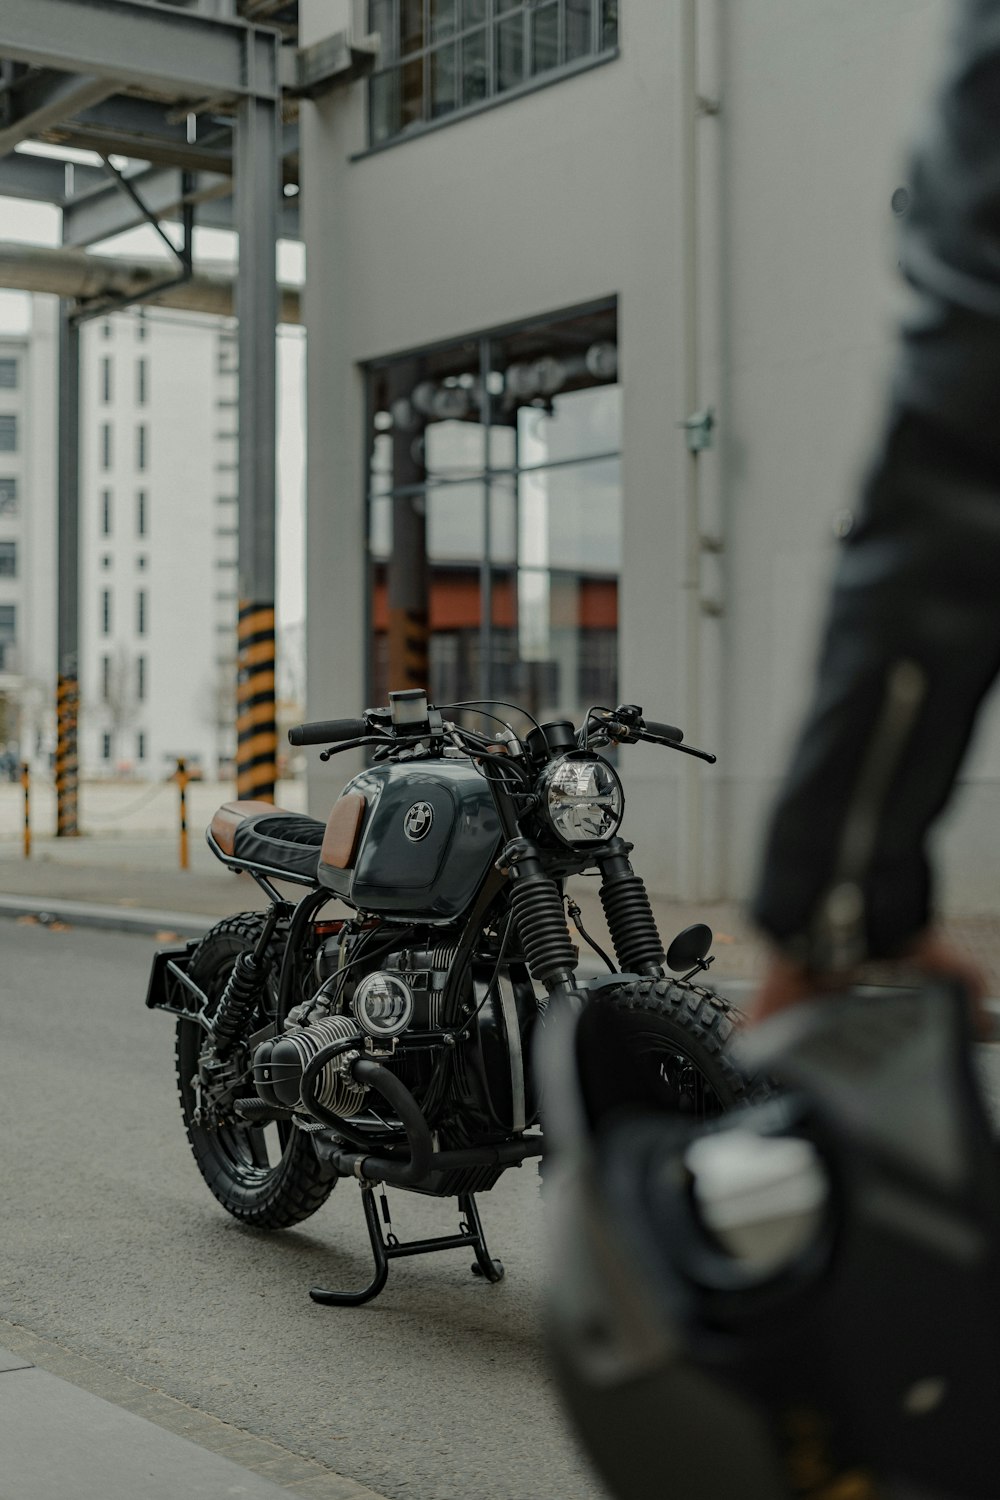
[208,800,327,884]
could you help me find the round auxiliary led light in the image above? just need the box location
[352,972,415,1039]
[542,755,624,846]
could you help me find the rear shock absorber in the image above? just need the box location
[213,904,284,1056]
[597,841,665,976]
[504,841,577,994]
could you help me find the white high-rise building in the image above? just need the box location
[79,306,239,779]
[0,296,58,774]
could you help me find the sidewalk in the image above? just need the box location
[0,1333,388,1500]
[4,827,1000,994]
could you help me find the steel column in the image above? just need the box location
[235,65,280,802]
[56,304,80,837]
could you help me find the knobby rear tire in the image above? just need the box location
[175,912,336,1230]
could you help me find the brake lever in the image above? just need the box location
[644,733,716,764]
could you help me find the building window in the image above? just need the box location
[0,604,13,671]
[102,731,112,760]
[366,299,621,724]
[101,320,113,340]
[101,553,111,570]
[101,356,112,404]
[136,357,148,406]
[0,358,18,389]
[137,656,147,701]
[137,554,147,570]
[136,489,147,536]
[136,424,148,471]
[101,589,112,635]
[101,489,112,536]
[137,589,147,635]
[101,653,111,701]
[368,0,618,146]
[101,422,112,470]
[136,313,148,342]
[0,477,16,516]
[136,730,146,761]
[217,337,238,376]
[0,540,15,577]
[0,414,17,452]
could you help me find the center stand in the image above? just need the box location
[310,1183,505,1307]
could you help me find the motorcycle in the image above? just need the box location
[145,689,749,1306]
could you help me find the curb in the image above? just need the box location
[0,892,212,938]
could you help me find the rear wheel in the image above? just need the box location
[575,977,751,1124]
[175,913,336,1230]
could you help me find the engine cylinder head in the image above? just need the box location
[254,1014,367,1117]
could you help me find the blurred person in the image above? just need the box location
[750,0,1000,1025]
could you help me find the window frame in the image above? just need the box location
[364,0,619,152]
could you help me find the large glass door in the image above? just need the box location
[367,301,620,726]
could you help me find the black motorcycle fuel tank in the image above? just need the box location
[318,759,502,919]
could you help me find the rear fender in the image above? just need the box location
[145,941,211,1026]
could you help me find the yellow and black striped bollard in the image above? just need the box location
[20,761,30,859]
[176,757,190,871]
[55,673,80,837]
[236,601,277,803]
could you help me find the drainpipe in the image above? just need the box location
[680,0,703,897]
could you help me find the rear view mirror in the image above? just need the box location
[666,923,713,974]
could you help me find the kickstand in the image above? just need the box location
[309,1184,505,1307]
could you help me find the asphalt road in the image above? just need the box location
[1,921,603,1500]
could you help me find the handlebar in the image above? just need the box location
[288,717,370,748]
[288,703,716,764]
[642,720,683,743]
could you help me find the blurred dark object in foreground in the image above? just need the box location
[542,983,1000,1500]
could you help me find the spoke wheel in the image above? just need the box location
[175,913,336,1230]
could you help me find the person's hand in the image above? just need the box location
[746,929,990,1034]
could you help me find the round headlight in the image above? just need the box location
[352,972,414,1039]
[542,755,624,845]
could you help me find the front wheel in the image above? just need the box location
[175,913,336,1230]
[574,977,752,1124]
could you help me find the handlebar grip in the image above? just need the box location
[643,720,683,743]
[288,718,369,747]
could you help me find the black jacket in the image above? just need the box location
[752,0,1000,967]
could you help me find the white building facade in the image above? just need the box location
[79,307,239,779]
[296,0,999,910]
[0,297,58,773]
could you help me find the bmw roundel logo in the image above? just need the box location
[403,801,434,843]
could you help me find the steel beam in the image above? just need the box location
[0,71,115,155]
[62,168,229,244]
[61,166,300,243]
[0,239,302,320]
[0,152,76,202]
[283,31,379,98]
[234,66,280,801]
[0,0,281,104]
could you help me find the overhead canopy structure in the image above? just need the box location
[0,0,375,824]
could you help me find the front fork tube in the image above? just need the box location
[501,841,578,999]
[595,839,665,978]
[501,837,665,999]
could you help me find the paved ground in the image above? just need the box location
[4,775,1000,1498]
[2,922,600,1500]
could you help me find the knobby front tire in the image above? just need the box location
[575,976,754,1124]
